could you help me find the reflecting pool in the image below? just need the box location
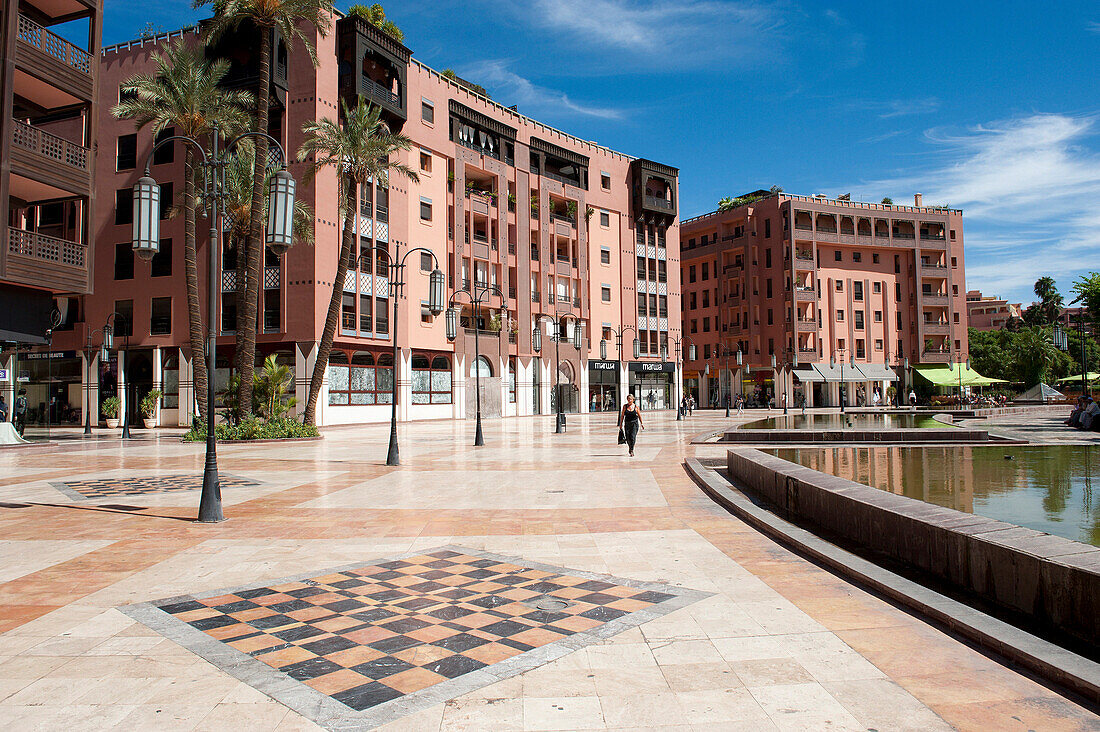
[743,413,949,430]
[769,445,1100,547]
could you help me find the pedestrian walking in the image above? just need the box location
[617,393,645,457]
[13,388,28,437]
[0,395,7,423]
[908,389,917,407]
[688,395,695,416]
[736,394,745,415]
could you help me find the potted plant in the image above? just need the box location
[101,396,121,429]
[530,193,539,217]
[566,200,578,220]
[140,389,161,429]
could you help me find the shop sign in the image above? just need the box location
[588,359,619,371]
[0,369,8,381]
[629,361,676,373]
[683,371,700,380]
[22,351,77,360]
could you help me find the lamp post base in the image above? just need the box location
[474,415,484,446]
[196,436,224,523]
[386,420,400,466]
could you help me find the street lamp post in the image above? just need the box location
[359,248,445,462]
[534,312,583,433]
[446,283,503,447]
[133,123,298,523]
[834,348,850,413]
[670,334,695,421]
[602,325,637,419]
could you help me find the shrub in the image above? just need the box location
[140,389,162,418]
[101,396,121,418]
[183,416,319,442]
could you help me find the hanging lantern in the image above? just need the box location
[532,323,542,353]
[266,169,297,255]
[736,350,743,367]
[632,338,640,360]
[661,345,668,362]
[600,339,607,360]
[445,307,457,341]
[572,320,583,349]
[429,269,445,315]
[688,344,696,361]
[132,176,161,260]
[102,323,114,351]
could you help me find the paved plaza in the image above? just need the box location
[0,411,1097,730]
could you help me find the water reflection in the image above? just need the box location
[743,413,948,430]
[769,445,1099,547]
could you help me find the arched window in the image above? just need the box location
[471,356,493,377]
[327,351,350,405]
[161,351,179,409]
[507,357,516,403]
[412,354,452,404]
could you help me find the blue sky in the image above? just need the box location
[103,1,1100,305]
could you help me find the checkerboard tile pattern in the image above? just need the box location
[50,474,258,500]
[127,547,706,729]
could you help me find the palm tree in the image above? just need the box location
[1033,276,1064,324]
[297,99,418,424]
[217,141,314,421]
[717,197,735,211]
[346,3,403,41]
[198,0,334,418]
[112,40,252,419]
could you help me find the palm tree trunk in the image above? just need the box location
[183,147,208,419]
[236,25,272,418]
[304,177,354,425]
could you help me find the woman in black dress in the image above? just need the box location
[618,393,645,457]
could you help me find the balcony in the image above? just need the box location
[15,15,94,103]
[5,227,89,293]
[816,231,838,243]
[794,255,815,271]
[920,263,948,277]
[922,322,951,335]
[531,291,540,303]
[10,118,90,194]
[644,195,673,211]
[921,348,952,364]
[921,293,949,307]
[795,287,817,302]
[797,348,820,362]
[795,318,818,331]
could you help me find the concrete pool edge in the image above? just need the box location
[684,456,1100,707]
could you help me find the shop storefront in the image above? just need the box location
[683,370,700,404]
[628,361,675,410]
[741,368,775,408]
[587,359,620,412]
[7,350,84,426]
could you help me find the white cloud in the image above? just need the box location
[877,98,941,118]
[459,60,623,119]
[1087,21,1100,34]
[860,114,1100,302]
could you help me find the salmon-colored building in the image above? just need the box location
[966,290,1021,331]
[680,192,966,407]
[42,14,681,428]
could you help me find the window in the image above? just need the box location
[835,281,843,292]
[115,188,133,225]
[600,211,610,227]
[853,282,863,301]
[421,100,434,123]
[159,182,173,220]
[114,242,134,280]
[765,249,771,268]
[951,256,958,267]
[690,319,697,334]
[601,286,611,302]
[873,282,881,294]
[151,297,171,334]
[896,312,903,329]
[874,310,882,322]
[222,292,237,333]
[420,198,432,221]
[854,311,864,330]
[116,134,137,171]
[853,252,861,263]
[767,308,773,325]
[703,344,710,359]
[764,219,771,238]
[161,353,179,408]
[689,265,696,283]
[638,293,647,316]
[856,339,865,358]
[875,339,883,351]
[601,173,611,190]
[766,279,772,298]
[418,252,432,273]
[419,151,431,172]
[834,250,842,261]
[954,312,960,323]
[702,262,709,280]
[412,354,452,404]
[872,253,879,264]
[836,309,844,321]
[702,318,710,332]
[600,247,610,264]
[113,300,133,337]
[952,285,959,295]
[151,238,172,277]
[636,256,646,279]
[689,292,697,309]
[328,351,394,405]
[895,282,902,299]
[894,254,901,274]
[701,291,709,308]
[950,229,956,240]
[658,260,667,282]
[263,288,280,331]
[955,339,961,350]
[153,128,175,165]
[507,358,516,403]
[897,338,904,354]
[359,294,373,332]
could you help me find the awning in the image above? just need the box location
[913,364,1007,386]
[792,368,824,383]
[1057,372,1100,385]
[811,363,860,382]
[854,363,898,381]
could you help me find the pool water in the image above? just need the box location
[769,445,1100,547]
[742,413,949,430]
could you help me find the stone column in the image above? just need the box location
[178,350,193,427]
[2,354,15,422]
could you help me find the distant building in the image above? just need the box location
[680,192,966,407]
[966,290,1022,331]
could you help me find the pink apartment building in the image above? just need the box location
[966,290,1021,331]
[43,14,681,427]
[680,192,966,407]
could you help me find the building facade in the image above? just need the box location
[0,0,101,418]
[45,14,680,428]
[680,192,966,407]
[966,290,1021,331]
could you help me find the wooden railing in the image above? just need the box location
[17,15,91,75]
[12,118,88,170]
[644,195,674,211]
[8,227,86,268]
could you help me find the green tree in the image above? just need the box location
[1014,326,1058,387]
[717,196,735,211]
[1033,276,1064,324]
[346,3,403,41]
[1071,272,1100,330]
[199,0,335,420]
[297,99,419,424]
[112,40,253,420]
[881,196,893,205]
[254,354,297,419]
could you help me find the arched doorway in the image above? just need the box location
[125,351,154,425]
[466,355,501,419]
[552,360,579,414]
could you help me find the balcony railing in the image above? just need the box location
[644,195,674,211]
[8,227,86,268]
[892,231,916,239]
[17,15,92,75]
[920,232,947,241]
[550,211,577,226]
[531,291,540,303]
[11,119,89,171]
[356,75,400,107]
[794,251,814,260]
